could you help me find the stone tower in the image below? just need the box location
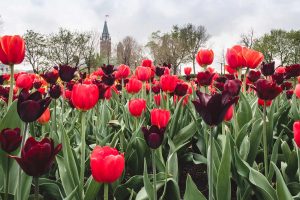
[100,19,111,63]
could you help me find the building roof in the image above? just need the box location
[101,20,110,40]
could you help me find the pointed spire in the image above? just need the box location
[101,17,110,41]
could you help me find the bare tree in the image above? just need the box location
[23,30,49,73]
[240,28,255,48]
[115,36,143,67]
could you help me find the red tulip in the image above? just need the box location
[150,108,170,128]
[226,45,246,69]
[258,98,272,107]
[128,98,146,117]
[225,65,238,75]
[11,137,62,177]
[154,94,161,106]
[196,49,214,67]
[141,59,152,68]
[71,83,99,111]
[242,48,264,69]
[295,84,300,99]
[275,66,286,74]
[184,67,192,76]
[16,73,34,90]
[160,75,178,93]
[0,35,25,65]
[37,108,51,125]
[293,121,300,148]
[90,146,125,183]
[224,105,234,121]
[41,68,59,85]
[135,66,152,82]
[125,78,142,94]
[116,64,130,79]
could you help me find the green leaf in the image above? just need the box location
[84,176,102,200]
[247,119,263,165]
[249,168,278,200]
[237,92,252,129]
[183,174,206,200]
[216,134,231,200]
[271,162,293,200]
[143,159,154,200]
[173,119,198,148]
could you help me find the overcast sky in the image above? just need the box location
[1,0,300,71]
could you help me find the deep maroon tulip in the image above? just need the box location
[102,74,115,86]
[101,64,115,75]
[41,69,59,84]
[224,74,235,80]
[17,89,51,123]
[142,125,165,149]
[251,79,282,100]
[174,82,188,97]
[33,80,42,89]
[224,79,241,96]
[0,74,9,85]
[281,82,293,90]
[247,70,261,82]
[285,64,300,79]
[152,84,161,94]
[261,61,275,76]
[286,90,294,99]
[49,84,62,99]
[155,67,165,77]
[11,137,61,177]
[197,71,215,86]
[192,91,239,126]
[0,128,22,153]
[214,76,227,91]
[59,64,77,82]
[272,72,285,85]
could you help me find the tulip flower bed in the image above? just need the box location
[1,35,300,200]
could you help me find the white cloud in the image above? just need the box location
[0,0,299,71]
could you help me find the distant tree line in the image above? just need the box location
[241,29,300,65]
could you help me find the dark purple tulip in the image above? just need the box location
[192,91,239,126]
[251,79,282,100]
[163,62,172,69]
[214,82,225,91]
[0,128,22,153]
[152,84,161,94]
[281,82,293,90]
[49,84,62,99]
[33,80,42,89]
[286,90,293,99]
[59,64,77,82]
[224,79,241,96]
[285,64,300,79]
[196,71,215,86]
[41,69,59,85]
[272,72,285,85]
[247,70,261,83]
[142,125,165,149]
[101,64,115,75]
[261,61,275,76]
[155,67,165,77]
[66,81,75,90]
[17,89,51,123]
[116,83,122,91]
[11,137,62,177]
[174,82,188,97]
[102,74,115,86]
[224,74,235,80]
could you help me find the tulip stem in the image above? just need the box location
[7,64,14,109]
[208,126,214,200]
[152,149,157,200]
[80,111,86,199]
[4,158,10,200]
[33,177,39,200]
[104,184,108,200]
[243,68,249,94]
[18,122,28,200]
[54,99,57,135]
[262,101,268,176]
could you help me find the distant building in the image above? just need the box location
[100,20,111,63]
[0,63,9,74]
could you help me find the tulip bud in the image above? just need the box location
[196,49,214,67]
[295,84,300,99]
[141,59,152,68]
[90,146,125,183]
[293,121,300,148]
[49,84,62,99]
[224,105,234,121]
[0,35,25,65]
[258,98,272,107]
[128,99,146,117]
[142,126,165,149]
[184,67,192,76]
[0,128,22,153]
